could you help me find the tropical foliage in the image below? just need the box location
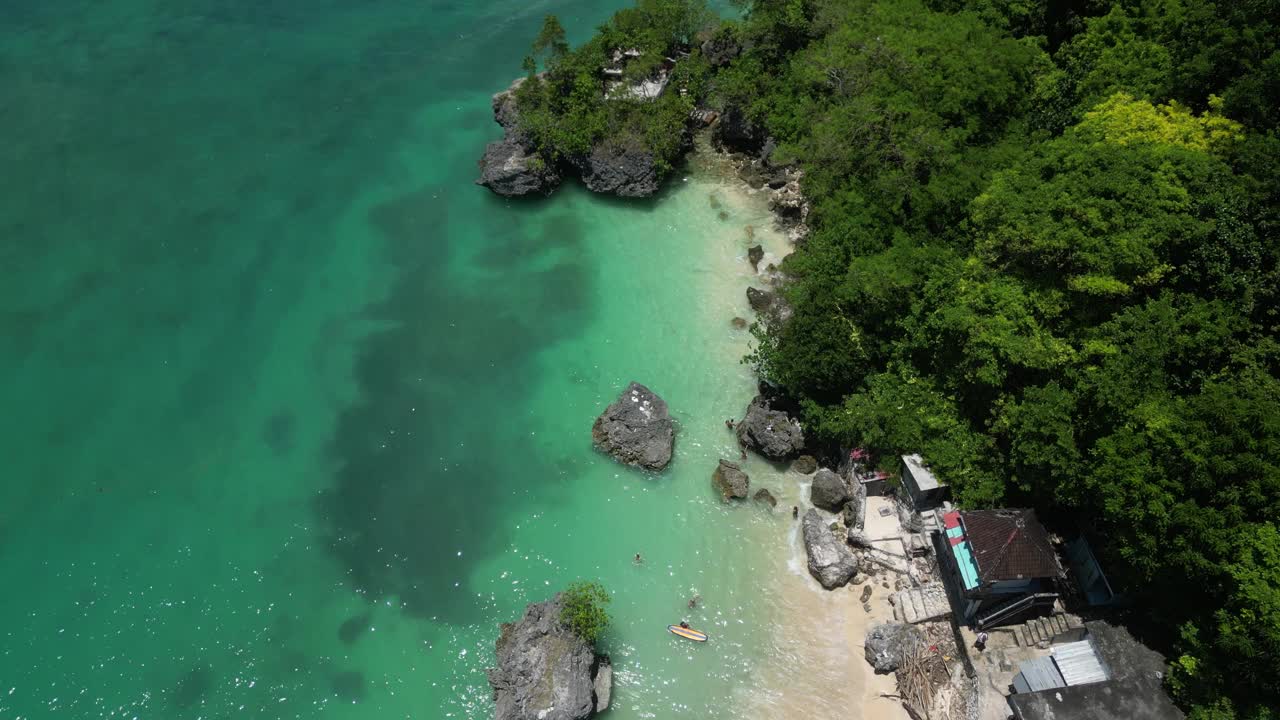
[722,1,1279,717]
[513,2,716,174]
[560,581,611,645]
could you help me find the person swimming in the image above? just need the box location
[679,620,690,629]
[634,553,643,564]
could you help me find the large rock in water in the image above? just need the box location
[592,382,675,470]
[864,622,926,674]
[802,509,859,589]
[736,395,805,459]
[477,138,561,197]
[477,78,561,197]
[571,144,660,197]
[809,468,850,512]
[712,459,750,501]
[753,487,778,508]
[488,596,612,720]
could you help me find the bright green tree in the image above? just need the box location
[560,581,611,644]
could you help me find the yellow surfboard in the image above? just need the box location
[668,625,708,642]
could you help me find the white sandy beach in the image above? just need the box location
[687,147,911,720]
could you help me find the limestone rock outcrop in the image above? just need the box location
[477,79,561,197]
[488,596,612,720]
[570,144,660,198]
[736,394,804,459]
[802,509,859,589]
[592,382,675,471]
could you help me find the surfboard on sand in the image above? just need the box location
[667,625,708,642]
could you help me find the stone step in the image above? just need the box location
[921,586,949,618]
[1053,614,1068,635]
[1017,625,1031,647]
[1038,618,1054,642]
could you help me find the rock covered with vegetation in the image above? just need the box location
[488,584,612,720]
[477,79,562,196]
[478,2,718,198]
[592,382,675,470]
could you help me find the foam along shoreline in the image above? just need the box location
[683,141,909,720]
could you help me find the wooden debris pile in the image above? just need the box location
[894,622,966,720]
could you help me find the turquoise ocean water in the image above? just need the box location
[0,2,823,718]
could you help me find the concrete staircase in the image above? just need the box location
[1013,613,1083,647]
[891,583,951,624]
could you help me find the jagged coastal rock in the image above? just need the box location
[478,139,561,197]
[712,459,750,501]
[736,394,805,459]
[488,596,612,720]
[864,622,925,674]
[802,509,859,589]
[747,244,763,271]
[571,144,660,197]
[809,468,849,512]
[477,79,561,197]
[592,382,674,471]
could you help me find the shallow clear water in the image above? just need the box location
[0,3,823,717]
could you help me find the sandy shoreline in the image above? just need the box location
[687,145,910,720]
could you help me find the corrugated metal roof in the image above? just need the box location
[1053,639,1110,686]
[961,509,1061,582]
[1014,656,1066,693]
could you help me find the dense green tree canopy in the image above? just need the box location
[721,1,1280,716]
